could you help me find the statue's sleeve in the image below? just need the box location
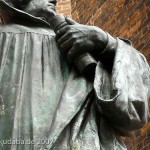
[94,37,150,136]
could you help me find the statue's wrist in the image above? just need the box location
[91,32,117,70]
[92,28,117,58]
[99,32,117,57]
[91,26,108,51]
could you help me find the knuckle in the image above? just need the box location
[71,35,76,40]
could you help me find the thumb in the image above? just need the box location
[65,16,78,25]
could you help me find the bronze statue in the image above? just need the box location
[0,0,149,149]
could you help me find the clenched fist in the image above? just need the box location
[56,17,108,63]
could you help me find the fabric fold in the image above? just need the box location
[94,38,150,135]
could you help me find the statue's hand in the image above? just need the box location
[22,0,57,20]
[55,17,108,63]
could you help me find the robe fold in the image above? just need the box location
[0,1,149,149]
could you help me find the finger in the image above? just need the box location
[58,31,78,45]
[57,32,70,45]
[67,46,77,63]
[67,44,83,63]
[65,16,78,25]
[67,43,88,63]
[60,38,74,53]
[55,25,70,41]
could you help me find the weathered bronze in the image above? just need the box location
[49,14,97,75]
[0,0,149,150]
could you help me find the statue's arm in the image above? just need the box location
[54,18,149,135]
[94,38,150,136]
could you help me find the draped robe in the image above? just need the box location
[0,1,149,149]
